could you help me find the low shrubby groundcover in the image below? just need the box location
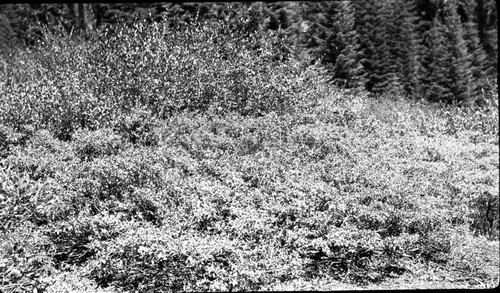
[0,19,499,292]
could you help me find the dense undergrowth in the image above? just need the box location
[0,19,499,292]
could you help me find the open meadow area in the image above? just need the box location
[0,2,499,292]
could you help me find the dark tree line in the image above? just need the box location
[0,1,497,105]
[299,0,497,105]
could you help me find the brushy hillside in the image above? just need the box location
[0,19,498,292]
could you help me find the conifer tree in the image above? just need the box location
[378,0,406,93]
[299,1,336,60]
[463,20,491,104]
[0,12,17,55]
[422,1,474,104]
[444,1,474,104]
[354,0,399,93]
[328,1,366,89]
[423,20,455,103]
[390,0,426,97]
[352,0,379,91]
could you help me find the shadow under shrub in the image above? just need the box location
[87,226,239,292]
[111,106,160,147]
[0,124,31,159]
[71,128,126,162]
[44,214,122,269]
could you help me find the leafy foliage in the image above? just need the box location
[0,9,498,293]
[0,18,327,141]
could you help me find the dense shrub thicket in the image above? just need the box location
[0,19,328,140]
[0,15,499,293]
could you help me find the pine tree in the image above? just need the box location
[378,0,406,93]
[329,1,366,89]
[298,1,336,61]
[0,12,17,56]
[353,0,379,91]
[423,19,455,103]
[463,20,491,104]
[444,1,474,104]
[422,1,474,104]
[483,0,498,73]
[390,0,426,97]
[352,0,404,93]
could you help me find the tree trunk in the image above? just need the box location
[95,3,102,29]
[476,0,485,46]
[78,3,85,35]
